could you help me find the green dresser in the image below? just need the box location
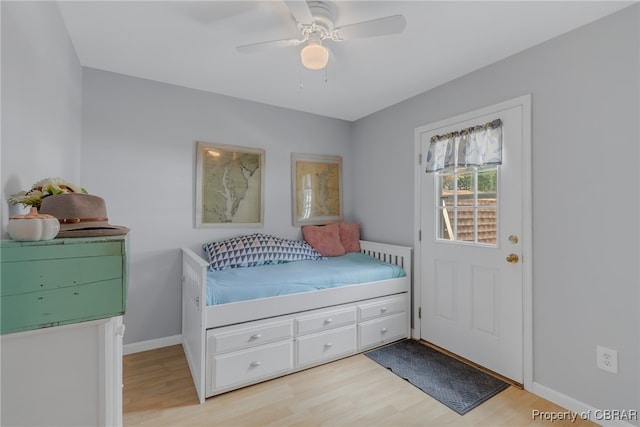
[1,236,128,335]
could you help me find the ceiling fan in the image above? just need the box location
[236,0,407,70]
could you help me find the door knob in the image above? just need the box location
[506,253,519,263]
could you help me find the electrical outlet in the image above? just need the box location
[597,345,618,374]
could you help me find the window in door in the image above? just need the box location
[436,165,498,245]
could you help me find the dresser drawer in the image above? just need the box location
[0,238,127,335]
[358,294,407,321]
[1,255,123,297]
[296,325,357,368]
[296,308,356,335]
[209,320,293,354]
[0,240,123,263]
[211,341,293,392]
[359,312,408,350]
[1,279,124,334]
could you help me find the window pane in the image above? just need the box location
[478,169,497,207]
[438,181,454,207]
[477,192,497,207]
[456,172,474,192]
[440,173,455,190]
[456,208,475,242]
[457,191,474,208]
[478,208,497,244]
[438,207,454,240]
[477,169,497,192]
[457,172,475,210]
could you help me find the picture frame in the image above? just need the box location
[291,152,343,226]
[195,141,264,227]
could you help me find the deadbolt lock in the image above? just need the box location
[508,235,519,244]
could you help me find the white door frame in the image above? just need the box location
[413,94,533,390]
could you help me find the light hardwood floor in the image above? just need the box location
[124,344,595,426]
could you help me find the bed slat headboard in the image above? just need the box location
[359,240,412,275]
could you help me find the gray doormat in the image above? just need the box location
[364,340,509,415]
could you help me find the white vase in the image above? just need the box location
[7,207,60,241]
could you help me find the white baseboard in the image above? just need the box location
[123,334,182,355]
[532,382,636,427]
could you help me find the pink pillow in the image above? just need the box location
[339,222,361,253]
[302,223,345,256]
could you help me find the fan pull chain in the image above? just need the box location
[299,59,305,90]
[297,62,330,88]
[299,74,304,90]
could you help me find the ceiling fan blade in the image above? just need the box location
[283,0,314,26]
[236,38,303,54]
[333,14,407,41]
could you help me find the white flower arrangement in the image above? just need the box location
[8,177,87,208]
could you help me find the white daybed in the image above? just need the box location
[181,240,412,403]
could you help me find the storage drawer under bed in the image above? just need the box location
[296,325,357,368]
[358,312,408,351]
[209,341,293,393]
[295,307,356,335]
[358,294,407,321]
[208,320,293,354]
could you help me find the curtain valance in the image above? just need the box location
[425,118,503,173]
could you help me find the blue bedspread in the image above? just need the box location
[206,252,406,306]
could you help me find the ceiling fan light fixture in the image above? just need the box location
[300,42,329,70]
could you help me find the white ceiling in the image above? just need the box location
[57,1,633,121]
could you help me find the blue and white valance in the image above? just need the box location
[425,119,503,173]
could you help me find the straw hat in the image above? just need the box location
[39,194,129,238]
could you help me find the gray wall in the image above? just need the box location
[1,1,82,230]
[351,4,639,418]
[80,69,353,345]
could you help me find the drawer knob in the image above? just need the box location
[380,307,388,313]
[324,318,333,324]
[381,328,388,334]
[325,342,333,348]
[249,333,262,341]
[250,361,262,368]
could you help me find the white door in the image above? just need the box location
[418,99,529,383]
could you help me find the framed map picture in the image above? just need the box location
[291,153,343,226]
[196,141,264,227]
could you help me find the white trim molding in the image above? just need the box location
[123,334,182,355]
[532,382,637,427]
